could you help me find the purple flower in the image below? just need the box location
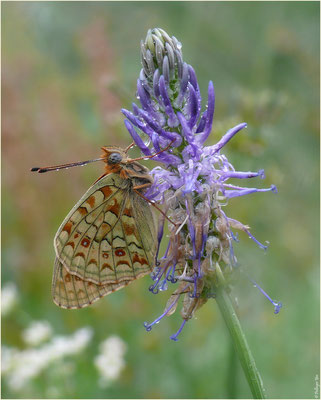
[123,28,281,341]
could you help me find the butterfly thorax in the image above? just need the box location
[101,146,153,188]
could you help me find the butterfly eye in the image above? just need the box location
[108,152,122,164]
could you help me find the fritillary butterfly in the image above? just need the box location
[31,144,172,309]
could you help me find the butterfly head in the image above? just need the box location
[101,147,127,166]
[108,152,123,164]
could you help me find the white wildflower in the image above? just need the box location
[50,327,93,357]
[94,335,127,387]
[22,320,53,346]
[2,327,93,391]
[1,346,19,374]
[1,282,18,316]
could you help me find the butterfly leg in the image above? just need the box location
[128,140,175,163]
[132,183,152,191]
[133,184,177,228]
[124,142,136,153]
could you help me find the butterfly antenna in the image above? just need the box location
[128,139,175,162]
[30,157,106,173]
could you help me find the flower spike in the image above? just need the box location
[122,28,280,340]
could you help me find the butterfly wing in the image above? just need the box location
[52,258,132,309]
[54,172,157,290]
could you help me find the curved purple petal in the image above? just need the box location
[197,81,215,144]
[124,120,152,156]
[159,76,178,127]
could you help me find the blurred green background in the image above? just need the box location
[2,2,319,399]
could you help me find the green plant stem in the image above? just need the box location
[226,337,238,398]
[214,266,266,399]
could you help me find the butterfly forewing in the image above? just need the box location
[53,171,157,308]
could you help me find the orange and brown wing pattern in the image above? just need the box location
[53,173,157,306]
[52,258,132,309]
[55,173,129,284]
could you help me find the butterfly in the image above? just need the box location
[31,143,172,309]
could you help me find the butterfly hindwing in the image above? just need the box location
[118,189,157,279]
[54,172,157,292]
[52,258,132,309]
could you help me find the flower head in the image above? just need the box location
[2,327,93,391]
[123,28,281,340]
[22,320,53,347]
